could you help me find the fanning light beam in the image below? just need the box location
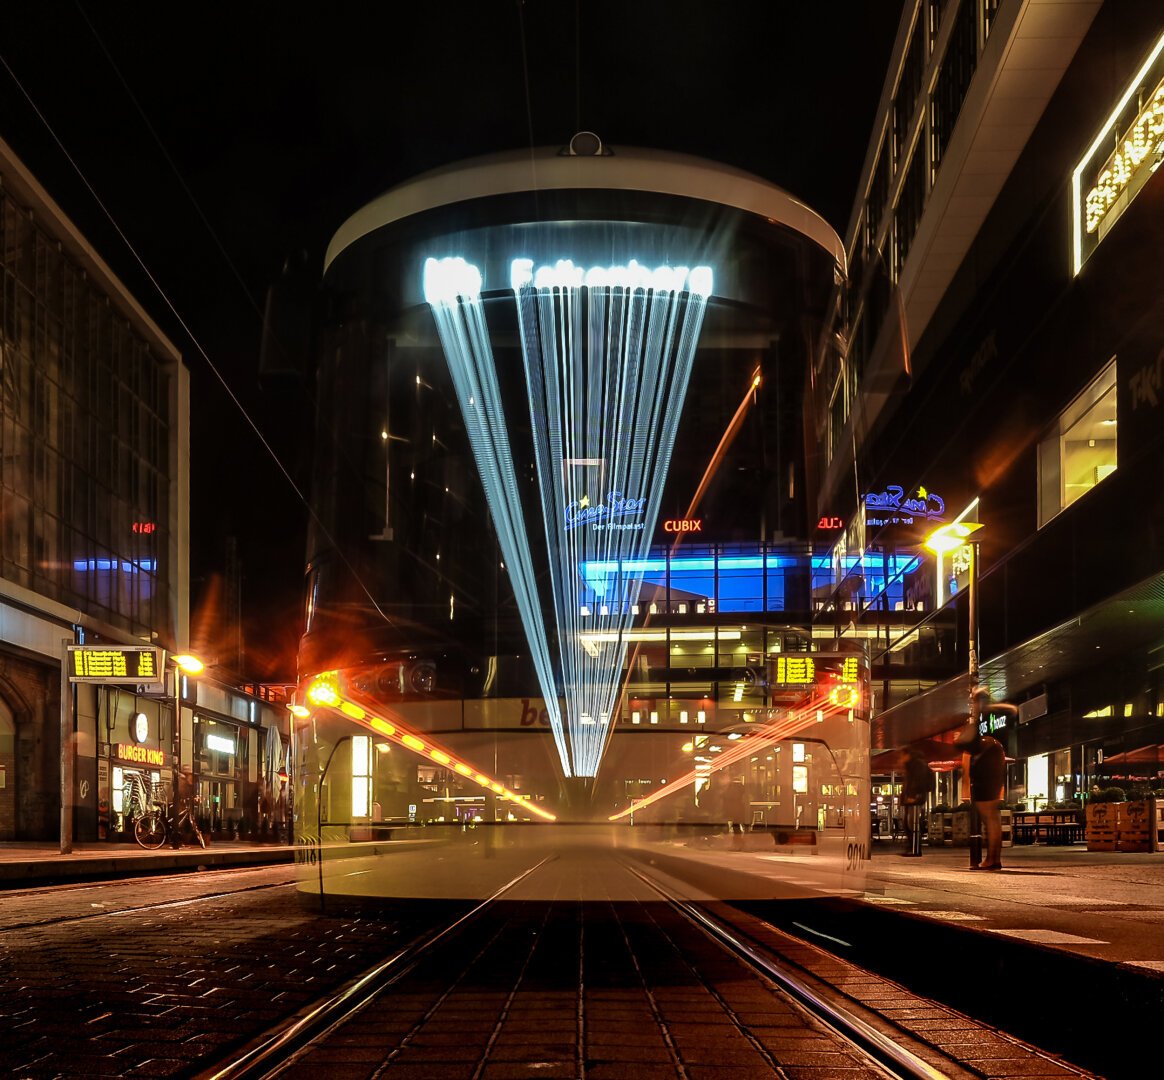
[424,258,573,776]
[513,258,713,777]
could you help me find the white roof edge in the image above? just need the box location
[0,136,182,365]
[324,145,845,275]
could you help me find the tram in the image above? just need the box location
[288,142,875,903]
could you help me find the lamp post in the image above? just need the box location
[169,653,204,827]
[923,522,984,867]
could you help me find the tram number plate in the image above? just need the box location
[845,841,869,871]
[295,836,320,865]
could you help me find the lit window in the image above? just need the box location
[352,735,372,818]
[1038,359,1116,527]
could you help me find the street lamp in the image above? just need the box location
[924,521,984,867]
[169,652,204,826]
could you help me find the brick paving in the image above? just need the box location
[0,865,446,1077]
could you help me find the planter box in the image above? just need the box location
[1086,803,1119,851]
[952,810,972,845]
[1119,800,1153,852]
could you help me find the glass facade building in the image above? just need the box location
[1,164,179,639]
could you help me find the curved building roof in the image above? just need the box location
[324,144,845,275]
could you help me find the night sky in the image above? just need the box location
[0,1,902,680]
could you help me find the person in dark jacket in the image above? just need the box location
[721,776,749,839]
[968,731,1006,870]
[901,745,931,857]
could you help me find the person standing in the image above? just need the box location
[721,776,749,846]
[901,745,930,857]
[968,731,1006,870]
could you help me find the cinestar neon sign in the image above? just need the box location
[565,492,647,532]
[864,485,945,526]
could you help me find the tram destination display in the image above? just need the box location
[66,645,165,686]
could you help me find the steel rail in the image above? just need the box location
[625,864,952,1080]
[199,855,556,1080]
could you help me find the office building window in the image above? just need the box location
[1038,359,1117,527]
[930,0,978,176]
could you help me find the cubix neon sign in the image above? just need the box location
[663,518,703,533]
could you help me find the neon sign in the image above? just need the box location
[510,258,712,296]
[863,485,945,527]
[1084,78,1164,235]
[817,516,844,530]
[663,518,703,533]
[116,744,165,766]
[1072,31,1164,273]
[565,492,647,532]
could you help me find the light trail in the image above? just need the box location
[513,258,712,776]
[305,671,557,822]
[424,258,572,776]
[608,691,846,821]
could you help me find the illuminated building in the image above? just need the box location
[814,1,1164,806]
[298,142,922,816]
[0,138,288,842]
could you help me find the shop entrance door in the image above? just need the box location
[199,779,239,836]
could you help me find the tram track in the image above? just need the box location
[196,853,1094,1080]
[0,866,296,932]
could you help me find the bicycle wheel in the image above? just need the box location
[133,812,167,849]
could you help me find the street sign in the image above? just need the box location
[66,645,165,686]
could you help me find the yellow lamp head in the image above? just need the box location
[923,520,983,555]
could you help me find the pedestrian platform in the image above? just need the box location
[1,835,1162,973]
[0,839,294,885]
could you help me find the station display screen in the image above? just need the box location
[67,645,165,685]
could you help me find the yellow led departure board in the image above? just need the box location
[67,645,165,685]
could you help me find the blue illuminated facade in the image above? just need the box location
[579,545,921,616]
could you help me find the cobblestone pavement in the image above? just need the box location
[0,866,450,1077]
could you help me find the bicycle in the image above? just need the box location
[132,798,207,850]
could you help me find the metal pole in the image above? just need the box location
[172,665,181,843]
[967,542,982,868]
[60,638,75,855]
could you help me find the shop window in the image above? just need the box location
[1037,359,1117,527]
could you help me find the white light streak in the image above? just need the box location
[514,257,712,775]
[424,257,572,775]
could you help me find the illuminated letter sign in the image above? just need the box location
[863,485,945,528]
[115,744,165,766]
[67,646,165,686]
[662,518,703,534]
[564,491,648,533]
[817,516,844,530]
[1073,32,1164,272]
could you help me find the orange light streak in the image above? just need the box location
[303,673,557,821]
[608,691,845,821]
